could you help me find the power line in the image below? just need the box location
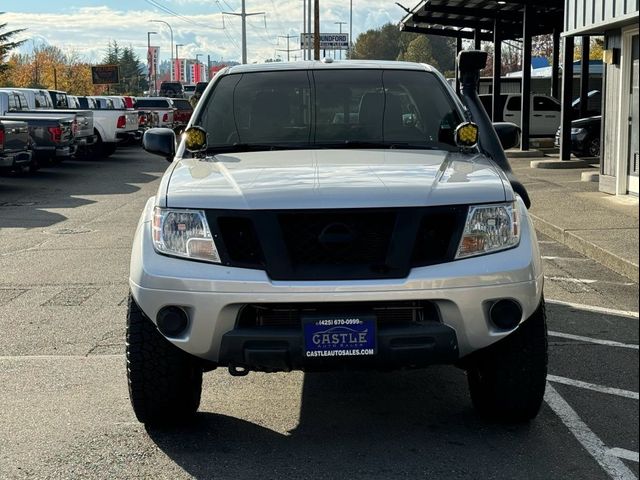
[143,0,223,30]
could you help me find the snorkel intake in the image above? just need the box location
[457,50,531,208]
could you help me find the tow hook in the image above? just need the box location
[228,364,249,377]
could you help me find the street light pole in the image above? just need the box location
[147,31,157,95]
[150,20,174,81]
[349,0,353,58]
[335,21,346,60]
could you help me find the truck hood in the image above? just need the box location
[164,149,510,210]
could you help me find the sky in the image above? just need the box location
[1,0,404,65]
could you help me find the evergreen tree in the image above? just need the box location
[0,14,27,75]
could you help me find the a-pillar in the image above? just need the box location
[520,3,532,151]
[474,27,482,50]
[580,36,590,118]
[560,35,575,160]
[492,20,502,121]
[551,27,561,99]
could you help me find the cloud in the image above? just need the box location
[3,1,405,64]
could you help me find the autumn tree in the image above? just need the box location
[397,35,436,64]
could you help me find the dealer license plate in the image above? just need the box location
[302,315,377,358]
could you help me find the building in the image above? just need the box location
[563,0,639,196]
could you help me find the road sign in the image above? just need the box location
[91,65,120,85]
[300,33,349,50]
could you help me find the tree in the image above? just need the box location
[349,23,404,60]
[100,41,147,95]
[0,13,27,75]
[349,23,455,73]
[398,35,435,64]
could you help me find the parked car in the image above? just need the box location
[159,81,184,98]
[0,119,32,174]
[183,84,196,100]
[170,98,193,132]
[5,88,97,158]
[80,95,139,156]
[0,90,74,168]
[134,97,175,129]
[130,55,546,427]
[555,115,601,157]
[571,90,601,119]
[479,93,561,137]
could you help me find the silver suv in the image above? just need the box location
[128,54,546,426]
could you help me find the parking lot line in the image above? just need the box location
[542,256,591,261]
[607,448,640,463]
[544,384,637,480]
[546,299,639,319]
[548,331,640,350]
[547,375,639,400]
[545,276,636,286]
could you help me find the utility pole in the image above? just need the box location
[301,0,306,60]
[349,0,352,58]
[313,0,320,60]
[222,1,265,64]
[307,0,312,60]
[277,34,297,62]
[334,21,346,60]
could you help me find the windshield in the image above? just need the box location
[198,69,462,151]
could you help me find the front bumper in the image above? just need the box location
[130,197,543,365]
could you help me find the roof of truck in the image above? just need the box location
[226,60,436,75]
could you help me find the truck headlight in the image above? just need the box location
[456,202,520,258]
[152,207,221,263]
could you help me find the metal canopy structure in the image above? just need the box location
[400,0,564,40]
[399,0,566,152]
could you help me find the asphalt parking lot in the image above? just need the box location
[0,147,638,480]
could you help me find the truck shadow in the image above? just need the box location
[0,147,164,228]
[146,366,559,479]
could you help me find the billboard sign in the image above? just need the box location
[300,33,349,50]
[91,65,120,85]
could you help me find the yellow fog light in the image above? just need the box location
[183,126,208,152]
[455,122,479,147]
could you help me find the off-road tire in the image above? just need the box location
[467,298,548,423]
[102,142,117,157]
[126,294,203,426]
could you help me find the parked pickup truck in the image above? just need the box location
[134,97,175,130]
[170,98,193,133]
[4,88,97,156]
[0,119,32,174]
[0,91,74,167]
[130,54,545,427]
[479,93,561,137]
[74,95,139,156]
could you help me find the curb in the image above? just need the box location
[506,149,546,159]
[531,214,639,283]
[530,159,595,169]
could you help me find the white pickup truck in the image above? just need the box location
[480,93,561,137]
[129,55,546,427]
[75,95,139,156]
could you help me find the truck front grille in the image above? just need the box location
[207,206,466,281]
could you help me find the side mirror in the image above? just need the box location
[143,128,176,162]
[493,122,521,150]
